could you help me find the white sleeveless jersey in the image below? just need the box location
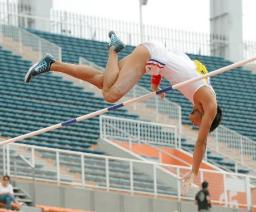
[142,42,215,103]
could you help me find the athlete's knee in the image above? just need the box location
[102,86,123,103]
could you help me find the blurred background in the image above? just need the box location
[0,0,255,212]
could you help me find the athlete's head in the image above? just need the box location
[189,105,222,132]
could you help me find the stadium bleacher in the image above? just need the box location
[0,29,253,176]
[14,29,251,173]
[0,45,180,196]
[0,46,138,153]
[29,29,256,142]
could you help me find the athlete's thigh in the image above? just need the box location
[114,45,150,95]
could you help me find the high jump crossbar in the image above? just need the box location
[1,56,256,146]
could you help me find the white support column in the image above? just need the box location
[139,0,143,43]
[223,173,228,207]
[177,168,181,201]
[81,155,85,185]
[137,122,140,141]
[178,106,182,148]
[105,158,110,191]
[246,176,252,211]
[130,161,134,194]
[138,0,148,43]
[6,144,10,175]
[240,137,244,164]
[153,164,157,196]
[3,145,6,175]
[128,138,132,151]
[31,147,35,168]
[56,151,60,184]
[210,0,243,61]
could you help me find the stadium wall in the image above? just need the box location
[16,180,246,212]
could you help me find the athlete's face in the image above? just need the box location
[189,108,203,127]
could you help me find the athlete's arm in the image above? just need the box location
[192,102,217,175]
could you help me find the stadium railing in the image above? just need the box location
[212,125,256,166]
[100,115,178,148]
[1,1,256,58]
[1,142,255,210]
[0,24,61,62]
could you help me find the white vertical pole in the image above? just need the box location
[128,138,132,151]
[31,147,35,168]
[81,155,85,185]
[178,106,182,148]
[138,0,143,43]
[130,161,134,194]
[153,164,157,196]
[56,151,60,184]
[6,144,10,175]
[58,46,62,62]
[240,137,244,164]
[105,158,109,191]
[3,145,6,175]
[177,168,181,200]
[200,170,204,182]
[138,121,140,141]
[234,162,238,173]
[175,127,178,149]
[223,173,228,207]
[6,0,10,25]
[246,176,252,211]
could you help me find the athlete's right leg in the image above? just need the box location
[51,62,104,89]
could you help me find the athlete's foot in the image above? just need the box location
[108,31,125,53]
[24,54,56,83]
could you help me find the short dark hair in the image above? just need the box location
[202,181,208,189]
[2,175,10,181]
[210,105,222,132]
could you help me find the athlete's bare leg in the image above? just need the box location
[50,45,150,103]
[51,61,104,89]
[102,45,150,102]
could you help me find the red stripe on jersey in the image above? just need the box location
[151,74,162,85]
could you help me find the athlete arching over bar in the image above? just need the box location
[25,31,222,186]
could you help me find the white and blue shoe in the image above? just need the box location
[108,31,125,53]
[25,54,56,83]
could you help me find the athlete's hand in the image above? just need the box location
[181,170,196,194]
[159,92,166,99]
[157,87,165,100]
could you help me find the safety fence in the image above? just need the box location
[0,142,255,210]
[0,24,61,62]
[212,126,256,166]
[100,115,178,148]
